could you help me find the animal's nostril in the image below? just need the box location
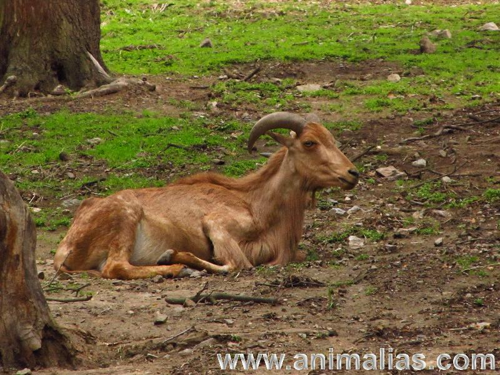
[348,169,360,178]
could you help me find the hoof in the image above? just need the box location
[157,249,175,265]
[176,267,195,278]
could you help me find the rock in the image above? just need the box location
[344,196,352,202]
[51,84,67,96]
[224,319,235,326]
[184,299,196,307]
[31,169,39,174]
[442,176,452,183]
[87,137,102,145]
[16,369,32,375]
[212,158,225,165]
[66,172,76,179]
[296,84,322,93]
[387,73,401,83]
[434,237,444,247]
[430,29,452,39]
[154,312,168,325]
[348,235,364,250]
[179,348,194,357]
[432,210,451,218]
[420,36,436,54]
[347,206,361,214]
[59,152,70,161]
[385,243,398,252]
[31,207,42,213]
[62,198,81,210]
[479,22,499,31]
[394,227,417,238]
[189,270,203,278]
[376,166,406,180]
[439,150,447,158]
[196,337,218,348]
[199,38,213,47]
[412,158,427,167]
[151,275,164,284]
[331,208,346,216]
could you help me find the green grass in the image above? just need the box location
[99,0,500,116]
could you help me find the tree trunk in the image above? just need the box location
[0,0,110,97]
[0,171,76,371]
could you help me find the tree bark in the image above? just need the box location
[0,171,76,371]
[0,0,110,97]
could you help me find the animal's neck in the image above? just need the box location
[245,149,309,263]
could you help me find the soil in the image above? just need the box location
[1,59,499,374]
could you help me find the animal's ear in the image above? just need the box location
[267,131,295,148]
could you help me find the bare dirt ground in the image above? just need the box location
[2,60,499,374]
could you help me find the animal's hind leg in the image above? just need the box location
[157,249,230,274]
[101,260,188,280]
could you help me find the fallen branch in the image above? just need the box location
[120,44,162,51]
[78,77,155,99]
[161,326,195,345]
[461,262,500,274]
[166,292,278,305]
[405,162,466,190]
[46,295,92,303]
[351,145,376,162]
[243,66,261,82]
[0,75,17,94]
[401,125,469,144]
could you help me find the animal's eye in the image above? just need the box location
[303,141,316,148]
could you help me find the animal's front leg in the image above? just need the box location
[202,215,253,271]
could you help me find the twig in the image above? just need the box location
[161,326,195,345]
[46,295,92,303]
[242,66,261,82]
[166,292,278,305]
[73,283,91,296]
[461,262,500,274]
[351,145,376,162]
[46,250,72,288]
[405,162,466,190]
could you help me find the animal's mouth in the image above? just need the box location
[338,177,357,190]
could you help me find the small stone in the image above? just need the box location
[332,208,346,216]
[344,196,352,202]
[439,150,447,158]
[385,243,398,252]
[196,338,218,348]
[154,312,168,325]
[430,29,452,39]
[387,73,401,83]
[189,270,203,278]
[434,237,444,247]
[479,22,499,31]
[59,152,70,161]
[432,210,451,218]
[16,369,32,375]
[31,207,42,213]
[376,166,406,180]
[212,158,225,165]
[66,172,76,179]
[31,169,39,174]
[296,84,322,93]
[441,176,452,183]
[87,137,102,145]
[51,84,67,96]
[179,348,194,357]
[412,158,427,167]
[127,310,135,315]
[347,205,361,214]
[184,299,196,307]
[151,275,164,284]
[224,319,234,326]
[199,38,213,48]
[171,126,180,131]
[348,235,364,250]
[420,36,437,54]
[62,198,81,209]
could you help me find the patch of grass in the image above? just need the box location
[456,255,479,270]
[355,254,369,261]
[365,286,378,296]
[484,188,500,203]
[473,298,484,307]
[324,120,363,132]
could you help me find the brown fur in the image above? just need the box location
[54,122,358,279]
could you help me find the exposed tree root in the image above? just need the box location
[77,77,156,98]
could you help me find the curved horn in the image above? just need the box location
[247,112,307,152]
